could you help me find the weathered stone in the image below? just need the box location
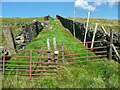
[44,15,50,21]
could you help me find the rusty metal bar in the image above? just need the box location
[30,50,32,79]
[32,66,58,69]
[4,73,29,75]
[0,61,30,63]
[3,49,5,75]
[2,46,107,53]
[59,51,107,57]
[86,43,88,61]
[37,40,107,47]
[58,46,107,52]
[32,70,57,73]
[31,74,57,76]
[3,69,29,71]
[32,56,49,59]
[5,56,29,58]
[32,61,58,64]
[4,65,30,67]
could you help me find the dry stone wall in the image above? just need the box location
[56,15,119,47]
[3,20,43,51]
[15,20,43,49]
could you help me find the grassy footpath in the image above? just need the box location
[2,18,119,88]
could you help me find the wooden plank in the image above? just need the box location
[47,38,51,62]
[112,44,120,60]
[73,10,76,37]
[91,23,98,48]
[53,37,58,63]
[101,26,107,34]
[53,37,57,50]
[109,29,113,60]
[84,11,90,45]
[47,38,50,50]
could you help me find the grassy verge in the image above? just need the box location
[2,17,119,88]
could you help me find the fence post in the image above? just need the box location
[53,37,58,63]
[109,29,113,60]
[91,23,98,49]
[84,11,90,45]
[47,38,51,62]
[86,43,88,61]
[30,50,32,79]
[73,10,76,37]
[3,49,5,75]
[62,44,64,61]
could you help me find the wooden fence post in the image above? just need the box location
[109,29,113,60]
[30,50,32,79]
[3,49,5,75]
[91,23,98,49]
[84,11,90,45]
[73,10,76,37]
[53,37,58,63]
[47,38,51,62]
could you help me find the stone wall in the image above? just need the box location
[57,15,120,60]
[15,20,43,49]
[56,15,120,47]
[3,20,43,51]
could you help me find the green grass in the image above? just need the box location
[1,17,119,88]
[2,60,119,88]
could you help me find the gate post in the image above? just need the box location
[47,38,51,62]
[53,37,58,63]
[109,29,113,60]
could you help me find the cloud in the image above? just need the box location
[2,0,75,2]
[75,0,95,11]
[74,0,119,11]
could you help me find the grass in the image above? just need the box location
[2,60,119,88]
[1,17,119,88]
